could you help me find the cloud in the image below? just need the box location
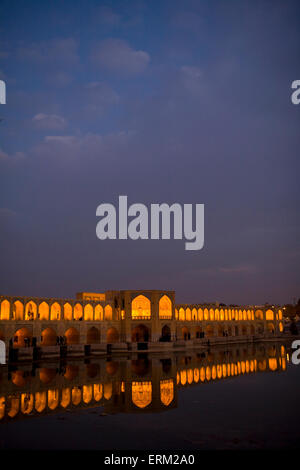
[17,38,79,65]
[0,148,25,162]
[32,113,67,130]
[91,38,150,76]
[97,6,121,26]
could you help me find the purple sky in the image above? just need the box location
[0,0,299,305]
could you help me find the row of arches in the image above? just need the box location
[131,295,172,319]
[175,307,282,322]
[178,321,281,339]
[176,356,286,387]
[0,299,113,321]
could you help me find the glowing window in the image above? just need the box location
[131,295,151,319]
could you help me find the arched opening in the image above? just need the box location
[74,303,83,321]
[209,309,214,321]
[86,327,100,344]
[227,326,232,336]
[13,301,24,320]
[131,324,150,342]
[132,381,152,409]
[220,309,224,321]
[39,368,56,384]
[159,295,172,319]
[255,310,264,320]
[198,309,203,321]
[106,327,119,343]
[63,303,72,321]
[38,301,49,320]
[160,379,174,407]
[25,301,37,320]
[215,309,219,321]
[13,327,32,348]
[65,327,79,345]
[64,365,79,380]
[0,299,10,320]
[243,310,247,321]
[179,308,185,321]
[84,304,93,321]
[106,361,119,375]
[192,308,197,321]
[12,370,31,387]
[104,305,113,320]
[186,308,191,321]
[41,327,57,346]
[175,309,178,319]
[131,295,151,320]
[267,322,275,334]
[94,304,103,321]
[161,325,171,342]
[206,324,214,338]
[50,302,61,320]
[266,309,274,321]
[182,326,190,340]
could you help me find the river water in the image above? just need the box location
[0,339,299,450]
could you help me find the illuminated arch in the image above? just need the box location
[204,308,209,320]
[239,309,243,320]
[63,302,72,321]
[267,322,275,334]
[279,322,283,332]
[0,299,10,320]
[175,308,178,319]
[278,310,283,320]
[160,379,174,406]
[64,365,79,381]
[38,301,49,320]
[94,304,103,320]
[255,310,264,320]
[48,389,59,410]
[186,308,191,321]
[224,309,228,321]
[60,388,71,408]
[7,397,20,418]
[104,304,113,320]
[35,391,46,412]
[64,327,79,345]
[209,309,214,321]
[266,309,274,321]
[214,309,219,321]
[41,327,57,346]
[131,295,150,319]
[228,309,232,321]
[25,301,37,320]
[13,300,24,320]
[132,382,152,409]
[198,308,203,321]
[84,304,93,321]
[93,384,103,401]
[159,295,172,319]
[87,327,100,344]
[179,308,185,321]
[74,303,83,320]
[83,385,93,404]
[220,309,224,321]
[243,309,247,321]
[72,387,81,406]
[192,308,197,321]
[39,368,56,384]
[104,382,112,400]
[247,309,252,320]
[13,327,32,348]
[106,327,119,343]
[50,302,61,320]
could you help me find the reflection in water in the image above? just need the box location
[0,341,289,422]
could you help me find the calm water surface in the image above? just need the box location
[0,340,299,450]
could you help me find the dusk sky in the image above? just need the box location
[0,0,299,305]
